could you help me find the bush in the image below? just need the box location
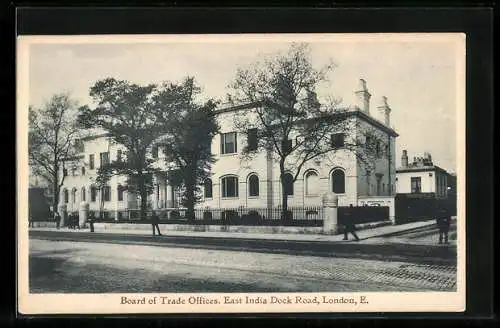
[203,211,213,220]
[241,210,263,225]
[222,210,239,224]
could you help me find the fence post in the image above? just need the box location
[322,193,339,234]
[79,202,89,227]
[58,204,67,227]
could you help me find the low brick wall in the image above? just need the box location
[93,220,392,235]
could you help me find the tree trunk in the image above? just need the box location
[183,168,196,222]
[52,178,59,218]
[139,181,148,221]
[279,159,290,221]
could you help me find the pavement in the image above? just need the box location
[28,219,456,246]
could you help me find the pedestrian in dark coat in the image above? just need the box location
[74,212,80,230]
[343,204,360,241]
[88,212,95,233]
[436,206,451,244]
[55,212,61,229]
[151,211,162,236]
[68,212,74,229]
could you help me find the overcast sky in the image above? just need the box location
[26,34,463,172]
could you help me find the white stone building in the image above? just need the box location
[395,150,450,198]
[58,79,399,219]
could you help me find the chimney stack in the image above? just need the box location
[354,78,371,115]
[402,150,408,168]
[377,96,392,126]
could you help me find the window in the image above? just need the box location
[71,167,77,176]
[331,133,345,148]
[63,168,68,177]
[117,185,124,201]
[81,167,85,175]
[375,141,381,157]
[411,177,422,193]
[376,175,382,196]
[204,179,213,198]
[221,132,237,154]
[281,139,292,154]
[282,173,294,196]
[248,174,259,197]
[331,169,346,194]
[74,139,85,153]
[63,189,69,203]
[305,171,319,196]
[117,149,122,162]
[100,152,110,167]
[247,128,258,151]
[221,176,238,198]
[152,145,159,159]
[91,187,97,202]
[89,154,95,169]
[102,186,111,202]
[81,187,86,202]
[72,188,77,203]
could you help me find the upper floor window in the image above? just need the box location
[282,173,294,196]
[331,133,345,148]
[411,177,422,193]
[63,168,68,177]
[89,154,95,170]
[204,178,213,198]
[221,176,238,198]
[81,187,86,202]
[117,149,122,162]
[74,139,85,153]
[100,152,110,167]
[248,174,259,197]
[332,169,346,194]
[71,167,77,176]
[81,166,85,176]
[247,128,258,151]
[63,189,69,203]
[220,132,237,154]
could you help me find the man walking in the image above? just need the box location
[151,211,162,236]
[436,206,451,244]
[88,211,95,233]
[343,204,360,241]
[55,211,61,229]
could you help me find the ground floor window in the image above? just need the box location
[248,174,259,197]
[332,169,345,194]
[221,176,238,198]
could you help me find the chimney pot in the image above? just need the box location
[355,78,371,115]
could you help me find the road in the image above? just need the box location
[28,229,457,293]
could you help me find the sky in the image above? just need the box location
[25,34,464,173]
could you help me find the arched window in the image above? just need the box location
[81,187,86,202]
[221,176,238,198]
[248,174,259,197]
[204,178,213,198]
[71,188,77,203]
[117,185,124,201]
[283,173,294,196]
[331,169,346,194]
[90,187,97,202]
[63,189,69,203]
[305,171,319,196]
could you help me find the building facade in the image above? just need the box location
[58,79,399,219]
[395,150,449,198]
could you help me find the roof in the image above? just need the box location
[215,100,399,137]
[396,165,448,174]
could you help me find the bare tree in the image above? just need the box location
[228,43,385,217]
[28,93,81,216]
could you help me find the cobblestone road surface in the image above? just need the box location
[29,239,456,293]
